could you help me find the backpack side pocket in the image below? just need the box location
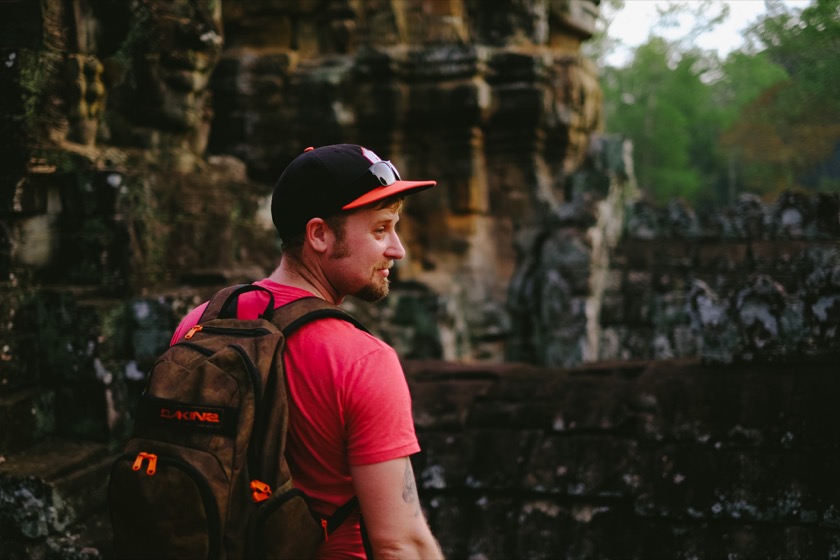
[248,480,323,560]
[108,446,227,560]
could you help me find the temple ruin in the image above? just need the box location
[1,1,838,558]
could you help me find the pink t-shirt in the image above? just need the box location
[171,280,421,558]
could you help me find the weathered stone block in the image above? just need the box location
[422,494,470,559]
[623,271,653,323]
[488,82,546,128]
[633,444,839,527]
[523,435,639,498]
[605,325,655,361]
[469,399,557,429]
[406,80,483,127]
[620,239,697,270]
[695,241,750,272]
[0,439,111,539]
[633,362,800,446]
[553,375,635,432]
[479,370,561,400]
[409,378,495,430]
[516,502,641,560]
[599,292,625,324]
[642,520,840,560]
[466,429,540,490]
[466,496,519,559]
[652,288,690,326]
[126,298,176,371]
[597,326,625,361]
[0,387,55,454]
[788,366,840,449]
[415,432,475,491]
[0,289,42,395]
[515,500,576,560]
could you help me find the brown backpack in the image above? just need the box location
[107,285,366,559]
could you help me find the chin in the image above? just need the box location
[353,281,390,303]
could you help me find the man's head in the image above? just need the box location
[270,144,436,243]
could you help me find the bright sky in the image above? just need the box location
[606,0,813,66]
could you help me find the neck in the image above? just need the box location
[268,256,343,305]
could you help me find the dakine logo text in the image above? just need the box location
[159,408,221,423]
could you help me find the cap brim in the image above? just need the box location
[342,180,437,210]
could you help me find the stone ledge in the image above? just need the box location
[0,387,56,455]
[0,438,113,541]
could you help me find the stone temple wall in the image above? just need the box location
[0,0,609,368]
[206,0,608,361]
[407,358,840,559]
[606,193,840,365]
[511,190,840,367]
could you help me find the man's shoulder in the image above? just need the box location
[253,278,316,307]
[292,312,395,362]
[294,312,379,343]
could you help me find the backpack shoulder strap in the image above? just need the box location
[271,297,370,336]
[198,283,276,322]
[270,297,369,539]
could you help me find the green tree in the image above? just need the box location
[714,51,789,199]
[602,38,720,203]
[598,0,835,203]
[713,51,789,129]
[723,0,840,195]
[750,0,840,118]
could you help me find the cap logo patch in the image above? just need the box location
[361,147,382,165]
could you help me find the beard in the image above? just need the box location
[330,234,393,302]
[353,278,390,302]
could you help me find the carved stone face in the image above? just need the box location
[130,0,223,132]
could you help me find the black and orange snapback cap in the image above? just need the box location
[271,144,436,241]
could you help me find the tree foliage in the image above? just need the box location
[727,0,840,193]
[602,38,719,203]
[598,0,840,204]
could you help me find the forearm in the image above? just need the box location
[370,520,443,560]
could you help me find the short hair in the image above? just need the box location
[280,196,405,259]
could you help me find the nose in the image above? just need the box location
[385,231,406,260]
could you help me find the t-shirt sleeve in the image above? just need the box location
[343,346,420,466]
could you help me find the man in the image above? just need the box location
[171,144,444,559]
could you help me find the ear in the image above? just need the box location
[305,218,330,254]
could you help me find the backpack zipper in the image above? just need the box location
[230,344,273,482]
[173,341,213,356]
[185,325,272,340]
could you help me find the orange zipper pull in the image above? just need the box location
[131,452,158,475]
[185,325,203,339]
[250,480,272,502]
[131,452,147,471]
[321,518,329,541]
[145,453,157,475]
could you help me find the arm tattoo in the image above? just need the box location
[402,459,418,504]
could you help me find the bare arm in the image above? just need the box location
[350,457,444,560]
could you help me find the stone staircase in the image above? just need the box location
[0,387,114,559]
